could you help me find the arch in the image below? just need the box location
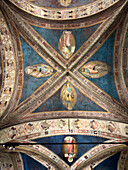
[0,118,128,143]
[6,0,121,20]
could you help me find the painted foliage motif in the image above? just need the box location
[62,136,78,162]
[60,82,77,110]
[80,61,111,78]
[59,0,72,7]
[59,31,75,59]
[25,64,54,78]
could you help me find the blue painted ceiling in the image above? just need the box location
[33,135,107,166]
[16,10,122,169]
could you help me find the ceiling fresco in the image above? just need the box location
[7,0,120,20]
[0,0,128,169]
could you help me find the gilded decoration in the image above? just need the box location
[80,61,111,78]
[59,31,75,60]
[25,64,54,78]
[60,82,77,110]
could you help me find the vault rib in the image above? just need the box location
[68,71,128,121]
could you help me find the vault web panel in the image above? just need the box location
[19,36,56,104]
[34,135,107,166]
[21,153,47,170]
[94,152,121,170]
[79,31,120,102]
[31,23,101,58]
[33,84,106,112]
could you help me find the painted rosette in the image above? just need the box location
[59,31,75,59]
[25,64,54,78]
[60,82,77,110]
[80,61,111,78]
[59,0,72,7]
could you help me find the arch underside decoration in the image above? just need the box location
[0,118,128,143]
[0,0,128,169]
[7,0,120,20]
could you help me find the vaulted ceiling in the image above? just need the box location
[0,0,128,169]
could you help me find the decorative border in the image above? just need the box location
[86,152,117,169]
[21,111,121,125]
[0,11,16,117]
[0,153,15,170]
[68,74,128,121]
[114,13,128,108]
[8,0,119,20]
[9,153,24,170]
[0,118,128,143]
[14,144,69,169]
[72,143,127,169]
[117,150,128,170]
[0,8,24,124]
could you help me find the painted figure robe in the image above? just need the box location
[59,31,75,59]
[80,61,111,78]
[62,136,78,162]
[61,82,77,110]
[25,64,54,78]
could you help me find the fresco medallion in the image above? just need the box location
[80,61,111,78]
[60,82,77,110]
[25,64,54,78]
[59,31,75,59]
[62,136,78,162]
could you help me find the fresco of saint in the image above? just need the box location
[59,31,75,59]
[60,82,77,110]
[62,136,78,162]
[25,64,54,78]
[80,61,111,78]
